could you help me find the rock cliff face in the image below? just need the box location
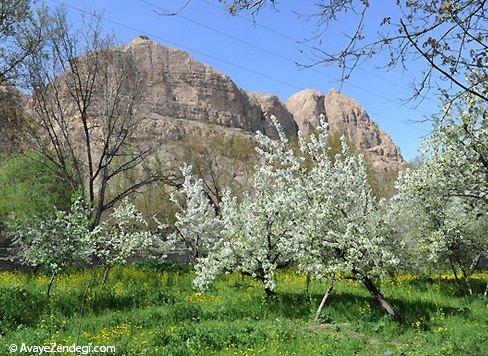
[123,36,285,140]
[285,89,325,136]
[247,92,297,138]
[286,88,405,172]
[38,35,403,172]
[0,82,26,155]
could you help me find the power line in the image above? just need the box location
[136,0,430,131]
[49,0,303,92]
[200,0,417,94]
[137,0,410,106]
[47,0,429,134]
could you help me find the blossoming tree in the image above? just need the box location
[167,164,222,262]
[193,126,300,296]
[391,85,487,296]
[7,197,92,295]
[191,115,403,321]
[291,123,400,321]
[92,198,164,285]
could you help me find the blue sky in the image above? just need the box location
[49,0,440,161]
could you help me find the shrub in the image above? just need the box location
[0,152,72,221]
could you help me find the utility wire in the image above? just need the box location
[47,0,429,133]
[200,0,417,94]
[49,0,304,91]
[138,0,411,106]
[137,0,430,131]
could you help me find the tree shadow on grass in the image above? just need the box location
[404,277,487,298]
[263,289,473,326]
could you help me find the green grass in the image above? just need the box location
[0,264,486,355]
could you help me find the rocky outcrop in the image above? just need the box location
[285,89,325,136]
[286,88,405,172]
[123,36,266,138]
[248,92,297,138]
[325,89,404,171]
[0,82,26,155]
[44,36,404,173]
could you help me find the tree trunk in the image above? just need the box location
[101,265,111,287]
[458,258,475,296]
[468,253,482,275]
[461,273,473,296]
[306,273,311,295]
[90,167,108,230]
[264,287,274,299]
[361,276,404,324]
[314,273,335,322]
[450,261,466,295]
[47,271,57,297]
[91,206,104,231]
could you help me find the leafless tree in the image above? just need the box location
[223,0,487,106]
[0,0,47,85]
[25,9,169,227]
[176,131,257,212]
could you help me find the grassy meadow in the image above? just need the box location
[0,264,487,355]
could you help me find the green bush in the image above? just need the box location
[0,152,72,225]
[0,285,48,332]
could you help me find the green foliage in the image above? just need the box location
[0,152,72,220]
[0,266,486,355]
[178,131,258,200]
[135,183,177,229]
[366,165,400,199]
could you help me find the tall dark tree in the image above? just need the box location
[26,8,169,227]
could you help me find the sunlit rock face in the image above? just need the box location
[123,36,267,139]
[286,88,405,172]
[58,35,404,173]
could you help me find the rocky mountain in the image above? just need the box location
[0,81,26,156]
[286,89,405,172]
[124,36,297,142]
[122,36,404,173]
[6,35,403,174]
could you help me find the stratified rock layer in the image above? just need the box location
[124,36,266,139]
[248,92,297,138]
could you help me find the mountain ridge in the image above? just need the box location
[122,35,404,172]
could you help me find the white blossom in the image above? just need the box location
[7,197,93,275]
[168,164,222,261]
[92,198,165,267]
[391,81,487,280]
[193,114,399,292]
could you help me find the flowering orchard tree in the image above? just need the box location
[167,164,222,262]
[192,115,403,321]
[288,117,400,321]
[392,87,487,295]
[6,197,92,295]
[427,83,487,214]
[92,198,164,285]
[193,126,300,296]
[292,123,399,280]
